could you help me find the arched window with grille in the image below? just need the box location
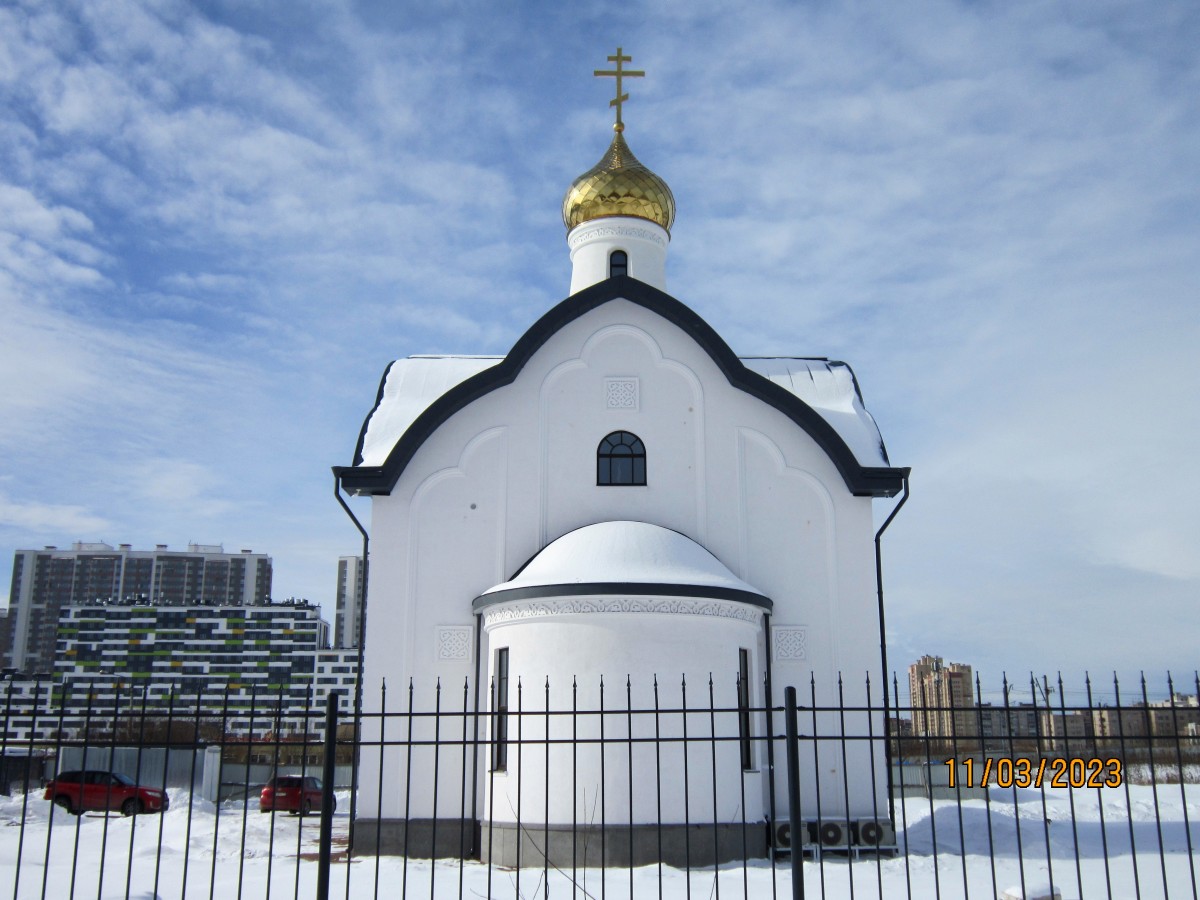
[597,431,646,485]
[609,250,628,278]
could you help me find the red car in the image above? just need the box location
[259,775,332,816]
[43,770,168,816]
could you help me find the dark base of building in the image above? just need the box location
[352,818,477,859]
[482,820,770,868]
[352,818,768,868]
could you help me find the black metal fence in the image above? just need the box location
[0,671,1196,899]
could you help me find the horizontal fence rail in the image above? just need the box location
[0,671,1196,899]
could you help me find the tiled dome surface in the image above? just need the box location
[563,132,675,232]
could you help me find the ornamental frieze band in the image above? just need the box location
[568,223,667,250]
[482,595,764,626]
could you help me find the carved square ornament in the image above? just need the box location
[772,626,808,662]
[436,626,473,661]
[605,377,639,410]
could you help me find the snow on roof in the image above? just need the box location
[739,357,890,467]
[358,356,502,466]
[482,521,766,597]
[356,355,888,469]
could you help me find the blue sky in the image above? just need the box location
[2,0,1197,695]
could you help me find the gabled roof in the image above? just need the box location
[334,276,907,497]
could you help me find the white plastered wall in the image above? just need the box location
[358,296,887,825]
[568,218,668,294]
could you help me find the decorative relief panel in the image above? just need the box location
[483,596,763,627]
[772,626,808,662]
[605,377,639,410]
[436,625,473,661]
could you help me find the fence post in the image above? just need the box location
[784,685,805,900]
[316,691,340,900]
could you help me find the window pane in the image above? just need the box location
[611,457,632,483]
[597,431,646,485]
[493,647,509,770]
[738,648,752,769]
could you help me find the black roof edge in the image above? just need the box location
[471,582,773,612]
[334,276,908,498]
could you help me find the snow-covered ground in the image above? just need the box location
[0,783,1196,898]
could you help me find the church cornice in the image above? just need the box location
[472,581,773,613]
[333,276,908,498]
[477,592,768,628]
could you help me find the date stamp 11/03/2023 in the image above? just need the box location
[944,757,1124,789]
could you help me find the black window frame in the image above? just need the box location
[492,647,509,771]
[738,648,753,770]
[597,431,646,486]
[609,249,628,277]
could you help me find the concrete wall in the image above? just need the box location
[57,746,203,790]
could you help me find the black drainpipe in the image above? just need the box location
[333,471,371,854]
[471,612,484,854]
[761,611,779,857]
[874,470,910,826]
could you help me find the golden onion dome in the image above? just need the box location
[562,129,675,234]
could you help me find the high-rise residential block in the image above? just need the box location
[909,655,977,739]
[334,556,364,649]
[0,602,357,741]
[4,543,272,672]
[51,601,342,736]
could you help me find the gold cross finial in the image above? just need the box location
[594,47,644,133]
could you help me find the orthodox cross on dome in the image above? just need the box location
[594,47,644,132]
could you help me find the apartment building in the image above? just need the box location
[50,601,343,736]
[333,556,364,649]
[0,602,360,740]
[908,655,977,739]
[4,543,272,672]
[1093,694,1200,743]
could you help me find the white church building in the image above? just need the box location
[334,52,908,866]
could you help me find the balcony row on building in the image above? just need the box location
[1,600,360,742]
[0,543,368,741]
[2,542,366,672]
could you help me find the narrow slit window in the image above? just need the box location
[609,250,628,278]
[492,647,509,771]
[597,431,646,486]
[738,648,753,770]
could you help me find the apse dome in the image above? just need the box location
[476,521,769,607]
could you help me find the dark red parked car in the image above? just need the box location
[259,775,332,816]
[43,770,168,816]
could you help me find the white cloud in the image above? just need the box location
[0,0,1196,680]
[0,493,110,534]
[129,458,236,519]
[0,183,93,240]
[0,184,107,295]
